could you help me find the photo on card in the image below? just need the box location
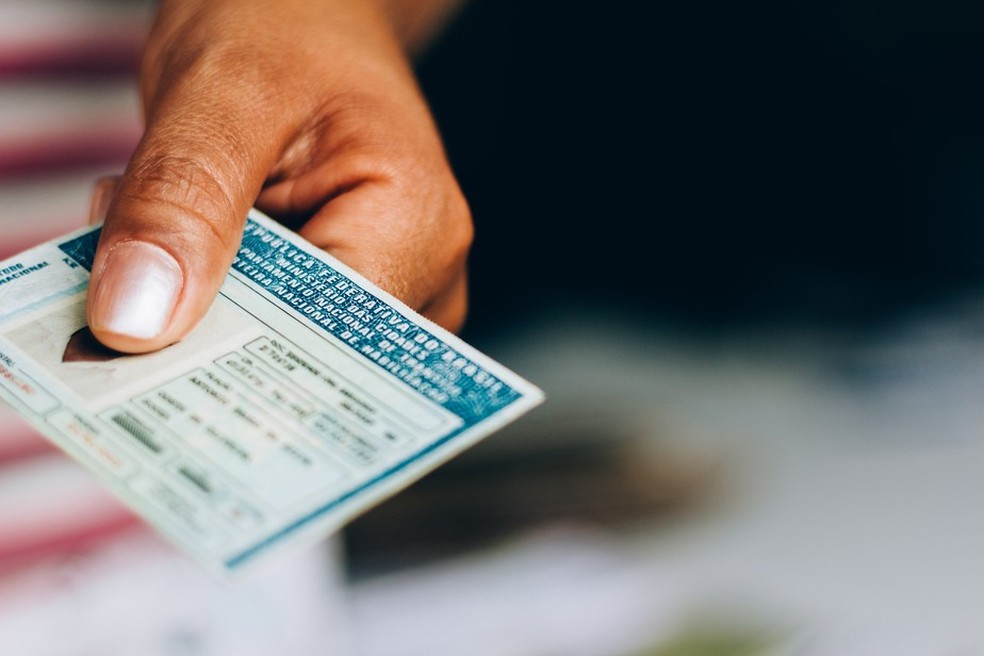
[4,295,264,404]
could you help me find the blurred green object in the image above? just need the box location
[635,624,780,656]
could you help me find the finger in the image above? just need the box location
[88,176,120,225]
[290,180,473,314]
[86,67,295,354]
[260,179,470,332]
[418,273,468,333]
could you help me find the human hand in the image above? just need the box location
[85,0,472,354]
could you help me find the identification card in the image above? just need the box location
[0,209,543,577]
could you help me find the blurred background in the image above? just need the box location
[7,0,984,653]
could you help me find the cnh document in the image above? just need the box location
[0,209,543,578]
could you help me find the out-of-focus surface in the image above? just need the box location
[7,0,984,654]
[343,301,984,654]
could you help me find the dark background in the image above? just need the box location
[416,0,984,340]
[341,1,984,580]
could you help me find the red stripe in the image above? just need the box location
[0,435,54,465]
[0,37,142,79]
[0,131,138,178]
[0,224,90,261]
[0,515,142,574]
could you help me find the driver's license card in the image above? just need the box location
[0,209,543,578]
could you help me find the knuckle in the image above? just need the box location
[426,277,469,334]
[119,154,241,251]
[445,296,469,334]
[442,188,474,269]
[130,154,232,217]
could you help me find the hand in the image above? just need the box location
[86,0,472,354]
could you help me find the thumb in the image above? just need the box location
[86,79,287,354]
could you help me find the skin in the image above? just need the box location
[86,0,473,353]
